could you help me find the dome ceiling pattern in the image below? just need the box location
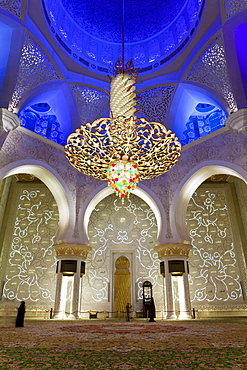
[43,0,205,75]
[61,0,186,43]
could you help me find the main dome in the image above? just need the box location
[42,0,205,75]
[60,0,186,43]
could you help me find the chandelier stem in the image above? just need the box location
[121,0,125,71]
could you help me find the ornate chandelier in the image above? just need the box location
[65,60,181,205]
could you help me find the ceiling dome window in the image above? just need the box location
[19,103,66,146]
[42,0,205,76]
[30,103,50,113]
[181,104,226,145]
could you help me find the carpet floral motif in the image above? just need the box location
[1,319,247,369]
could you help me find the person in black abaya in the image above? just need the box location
[126,303,131,321]
[149,298,156,322]
[16,301,26,327]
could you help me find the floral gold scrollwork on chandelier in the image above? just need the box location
[65,115,181,181]
[65,61,181,205]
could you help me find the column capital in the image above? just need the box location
[225,108,247,137]
[154,243,192,259]
[0,108,20,132]
[53,243,91,259]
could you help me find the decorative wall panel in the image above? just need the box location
[181,107,226,145]
[186,35,237,112]
[138,86,176,125]
[1,182,59,305]
[225,0,247,19]
[19,106,66,146]
[187,184,246,309]
[0,0,22,18]
[82,193,162,312]
[70,85,109,124]
[230,177,247,254]
[9,34,61,112]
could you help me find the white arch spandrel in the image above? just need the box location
[0,161,73,242]
[172,160,247,243]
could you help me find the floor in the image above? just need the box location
[1,317,247,369]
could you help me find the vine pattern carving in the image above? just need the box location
[187,188,243,304]
[83,194,161,306]
[3,187,59,302]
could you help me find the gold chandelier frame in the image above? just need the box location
[65,115,181,182]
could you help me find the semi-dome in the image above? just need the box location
[42,0,204,76]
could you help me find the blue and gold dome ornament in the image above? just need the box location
[65,60,181,206]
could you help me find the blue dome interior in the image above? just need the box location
[44,0,203,75]
[61,0,186,43]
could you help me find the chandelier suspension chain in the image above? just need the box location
[122,0,125,68]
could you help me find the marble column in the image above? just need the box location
[71,257,82,319]
[53,260,64,319]
[164,259,176,319]
[53,243,91,320]
[154,243,192,320]
[179,262,192,319]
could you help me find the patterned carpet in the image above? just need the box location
[1,318,247,369]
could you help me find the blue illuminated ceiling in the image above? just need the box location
[43,0,204,76]
[61,0,186,43]
[235,22,247,100]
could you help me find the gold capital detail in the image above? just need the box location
[154,243,192,258]
[53,243,91,259]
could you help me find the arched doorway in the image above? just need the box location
[114,256,131,318]
[82,192,162,318]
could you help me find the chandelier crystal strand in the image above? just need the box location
[65,66,181,206]
[106,156,140,206]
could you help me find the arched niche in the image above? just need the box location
[81,190,164,315]
[16,81,80,139]
[172,160,247,242]
[0,161,73,242]
[81,183,164,242]
[167,83,228,141]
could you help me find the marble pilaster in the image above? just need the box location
[154,243,192,320]
[53,243,91,319]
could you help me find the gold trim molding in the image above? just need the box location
[154,243,192,258]
[53,243,91,258]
